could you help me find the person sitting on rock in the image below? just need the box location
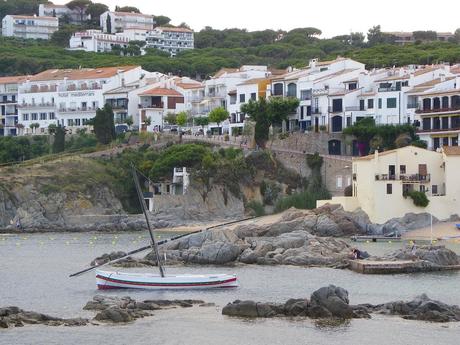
[352,248,362,260]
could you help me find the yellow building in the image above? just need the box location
[317,146,460,224]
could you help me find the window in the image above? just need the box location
[336,176,343,188]
[387,98,397,108]
[239,94,246,103]
[359,99,365,111]
[75,119,81,126]
[229,95,236,105]
[432,185,438,195]
[368,99,374,109]
[332,99,343,112]
[273,83,283,96]
[68,119,74,126]
[250,93,256,101]
[22,113,29,121]
[400,165,406,174]
[348,82,357,90]
[287,83,297,97]
[378,98,382,109]
[49,112,55,120]
[300,90,311,100]
[31,113,38,121]
[386,184,392,194]
[39,113,47,120]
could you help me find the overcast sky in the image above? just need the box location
[54,0,460,38]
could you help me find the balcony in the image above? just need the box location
[0,99,18,104]
[375,174,431,183]
[345,106,365,112]
[139,102,164,109]
[312,107,322,115]
[378,86,401,92]
[59,107,96,113]
[19,102,55,108]
[415,106,460,114]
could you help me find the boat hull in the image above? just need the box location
[96,270,239,290]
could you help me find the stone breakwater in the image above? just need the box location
[222,285,460,323]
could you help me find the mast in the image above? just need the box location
[131,163,165,277]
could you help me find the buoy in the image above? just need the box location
[388,241,392,243]
[366,240,370,243]
[89,241,94,245]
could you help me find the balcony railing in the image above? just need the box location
[0,99,18,104]
[139,103,164,109]
[375,173,431,183]
[19,102,55,108]
[378,86,401,92]
[415,106,460,114]
[345,106,365,112]
[59,107,96,113]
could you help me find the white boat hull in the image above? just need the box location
[96,270,239,290]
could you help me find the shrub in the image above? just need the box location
[246,200,265,217]
[274,189,330,213]
[260,180,282,205]
[407,191,430,207]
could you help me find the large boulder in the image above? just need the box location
[309,285,354,318]
[384,245,460,266]
[222,300,281,318]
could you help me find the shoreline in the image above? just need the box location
[403,222,460,241]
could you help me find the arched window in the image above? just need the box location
[273,83,283,96]
[287,83,297,97]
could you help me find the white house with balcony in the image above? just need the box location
[138,87,186,132]
[0,76,27,136]
[100,11,155,34]
[145,27,194,56]
[2,15,58,40]
[18,66,142,135]
[69,30,131,53]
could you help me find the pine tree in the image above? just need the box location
[93,104,116,144]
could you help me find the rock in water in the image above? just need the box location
[384,245,460,267]
[309,285,354,318]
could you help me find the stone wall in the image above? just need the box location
[274,151,352,196]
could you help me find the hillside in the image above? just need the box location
[1,35,460,78]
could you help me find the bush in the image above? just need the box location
[407,191,430,207]
[274,189,330,213]
[246,200,265,217]
[260,180,281,205]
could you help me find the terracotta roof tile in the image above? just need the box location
[29,66,139,82]
[0,75,28,84]
[237,77,271,86]
[139,87,183,97]
[175,82,204,89]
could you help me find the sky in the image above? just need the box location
[54,0,460,38]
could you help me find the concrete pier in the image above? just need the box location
[348,259,460,274]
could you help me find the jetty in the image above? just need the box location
[350,235,402,242]
[349,259,460,274]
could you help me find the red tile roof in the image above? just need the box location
[443,146,460,156]
[139,87,183,97]
[175,82,203,90]
[29,66,139,82]
[0,76,28,84]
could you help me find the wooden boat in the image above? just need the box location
[96,270,238,290]
[92,164,239,290]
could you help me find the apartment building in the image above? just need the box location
[18,66,142,134]
[100,11,155,34]
[2,15,58,40]
[385,31,455,45]
[0,76,27,136]
[318,145,460,223]
[145,27,194,56]
[38,3,90,24]
[69,30,131,53]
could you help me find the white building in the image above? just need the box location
[2,15,59,40]
[38,3,90,25]
[138,87,186,132]
[69,30,130,53]
[0,76,27,136]
[100,11,155,34]
[145,27,194,56]
[18,66,142,135]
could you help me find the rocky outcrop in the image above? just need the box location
[158,208,363,267]
[223,286,460,323]
[383,245,460,267]
[0,306,88,328]
[368,213,439,235]
[362,294,460,322]
[83,295,206,323]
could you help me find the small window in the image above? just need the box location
[432,185,438,195]
[386,183,392,194]
[239,94,246,103]
[378,98,382,109]
[387,98,397,108]
[368,99,374,109]
[400,165,406,174]
[250,93,257,101]
[336,176,343,188]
